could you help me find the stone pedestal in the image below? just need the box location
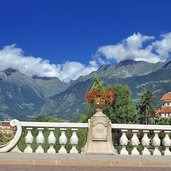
[82,109,116,154]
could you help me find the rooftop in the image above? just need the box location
[160,92,171,102]
[157,106,171,114]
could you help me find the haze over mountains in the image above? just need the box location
[0,59,171,120]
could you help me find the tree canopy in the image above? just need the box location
[136,89,156,124]
[33,115,61,122]
[85,77,137,124]
[107,84,137,123]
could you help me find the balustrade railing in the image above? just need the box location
[0,120,88,154]
[1,120,171,155]
[112,124,171,155]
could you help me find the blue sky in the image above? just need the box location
[0,0,171,82]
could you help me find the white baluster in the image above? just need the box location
[70,128,78,154]
[152,130,161,155]
[24,128,33,153]
[119,130,129,155]
[141,130,150,155]
[131,130,140,155]
[47,128,56,153]
[162,131,171,155]
[58,128,67,154]
[35,128,45,153]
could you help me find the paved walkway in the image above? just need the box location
[0,165,170,171]
[0,153,171,168]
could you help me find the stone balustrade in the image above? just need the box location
[1,119,171,155]
[112,124,171,155]
[0,120,88,154]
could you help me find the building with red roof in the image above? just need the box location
[157,92,171,119]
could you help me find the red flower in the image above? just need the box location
[84,89,115,109]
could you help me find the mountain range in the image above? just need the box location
[0,59,171,120]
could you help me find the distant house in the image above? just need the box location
[0,123,15,134]
[156,92,171,119]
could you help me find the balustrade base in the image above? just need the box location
[82,110,116,154]
[10,146,21,153]
[82,142,116,154]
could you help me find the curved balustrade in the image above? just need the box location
[0,120,88,153]
[1,120,171,155]
[0,119,22,152]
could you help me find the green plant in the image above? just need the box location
[84,76,115,110]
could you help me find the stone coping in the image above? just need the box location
[0,153,171,167]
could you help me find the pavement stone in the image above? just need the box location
[0,165,170,171]
[0,153,171,168]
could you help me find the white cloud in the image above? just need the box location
[0,44,98,82]
[56,61,98,83]
[153,32,171,59]
[1,32,171,82]
[97,32,171,63]
[0,44,60,78]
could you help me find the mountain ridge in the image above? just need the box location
[37,60,171,119]
[0,59,171,120]
[0,69,69,120]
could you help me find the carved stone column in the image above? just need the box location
[82,109,116,154]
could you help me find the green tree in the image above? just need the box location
[136,89,156,124]
[85,77,137,123]
[79,114,88,123]
[156,118,171,125]
[33,115,61,122]
[107,84,137,123]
